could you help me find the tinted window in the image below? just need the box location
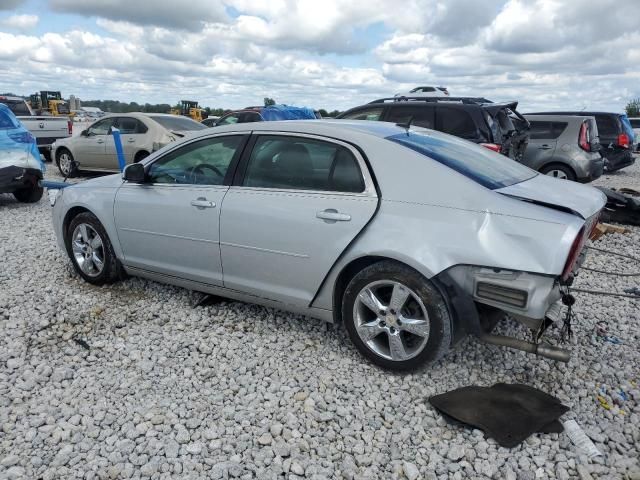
[629,119,640,128]
[244,136,364,193]
[114,117,148,134]
[387,130,536,189]
[88,118,114,135]
[239,112,262,123]
[148,136,243,185]
[386,106,434,129]
[1,100,30,116]
[528,121,567,140]
[150,116,207,131]
[595,115,617,136]
[341,108,383,121]
[437,107,477,139]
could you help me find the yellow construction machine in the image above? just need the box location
[171,100,203,122]
[29,91,70,116]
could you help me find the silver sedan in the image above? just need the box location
[51,120,605,370]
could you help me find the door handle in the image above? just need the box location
[96,139,104,144]
[127,139,136,143]
[316,209,351,222]
[538,145,552,150]
[190,198,216,209]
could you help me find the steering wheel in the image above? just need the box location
[189,164,223,184]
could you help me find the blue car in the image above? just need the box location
[0,103,45,203]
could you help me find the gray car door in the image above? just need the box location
[220,133,378,307]
[113,134,247,285]
[523,120,558,170]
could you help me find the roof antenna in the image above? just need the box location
[397,115,414,133]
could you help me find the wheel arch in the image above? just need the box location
[62,206,93,243]
[134,150,150,162]
[538,161,577,180]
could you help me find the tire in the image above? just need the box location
[540,163,576,181]
[65,212,121,285]
[56,148,77,177]
[134,151,149,163]
[13,184,44,203]
[342,260,452,371]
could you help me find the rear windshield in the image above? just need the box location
[630,118,640,128]
[0,99,30,116]
[150,116,207,131]
[387,130,536,189]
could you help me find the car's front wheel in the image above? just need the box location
[56,149,77,177]
[342,261,452,371]
[66,212,121,285]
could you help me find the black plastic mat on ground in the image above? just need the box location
[429,383,569,448]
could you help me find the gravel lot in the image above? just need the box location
[1,160,639,480]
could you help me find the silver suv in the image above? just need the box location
[522,114,603,182]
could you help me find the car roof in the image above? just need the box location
[526,111,623,116]
[185,119,414,140]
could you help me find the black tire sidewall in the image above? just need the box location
[65,212,120,285]
[342,261,451,371]
[13,185,44,203]
[56,149,76,177]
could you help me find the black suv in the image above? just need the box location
[526,111,636,172]
[337,97,530,161]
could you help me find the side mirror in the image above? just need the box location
[122,163,145,183]
[81,129,88,136]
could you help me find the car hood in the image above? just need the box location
[71,173,123,188]
[495,174,606,219]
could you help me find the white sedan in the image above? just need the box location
[394,86,450,98]
[52,112,206,176]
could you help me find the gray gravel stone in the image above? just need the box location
[0,160,638,479]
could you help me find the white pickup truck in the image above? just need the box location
[0,95,71,161]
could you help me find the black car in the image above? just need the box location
[526,111,636,172]
[337,97,530,161]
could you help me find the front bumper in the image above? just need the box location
[0,166,43,194]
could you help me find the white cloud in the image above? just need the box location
[0,13,39,30]
[0,0,639,113]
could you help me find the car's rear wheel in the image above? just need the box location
[13,184,44,203]
[540,163,576,181]
[56,149,76,177]
[66,212,121,285]
[342,261,451,371]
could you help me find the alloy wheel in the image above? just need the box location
[71,223,105,277]
[59,152,73,176]
[545,169,568,180]
[353,280,430,361]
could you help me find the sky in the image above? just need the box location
[0,0,639,112]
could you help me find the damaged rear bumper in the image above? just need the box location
[435,265,571,362]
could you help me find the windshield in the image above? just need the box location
[151,116,207,131]
[387,130,536,189]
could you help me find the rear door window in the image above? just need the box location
[243,136,364,193]
[630,119,640,128]
[114,117,148,134]
[528,121,566,140]
[386,106,435,129]
[436,107,478,139]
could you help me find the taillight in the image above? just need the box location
[480,143,501,152]
[68,120,73,135]
[578,122,590,151]
[561,227,585,281]
[617,133,629,149]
